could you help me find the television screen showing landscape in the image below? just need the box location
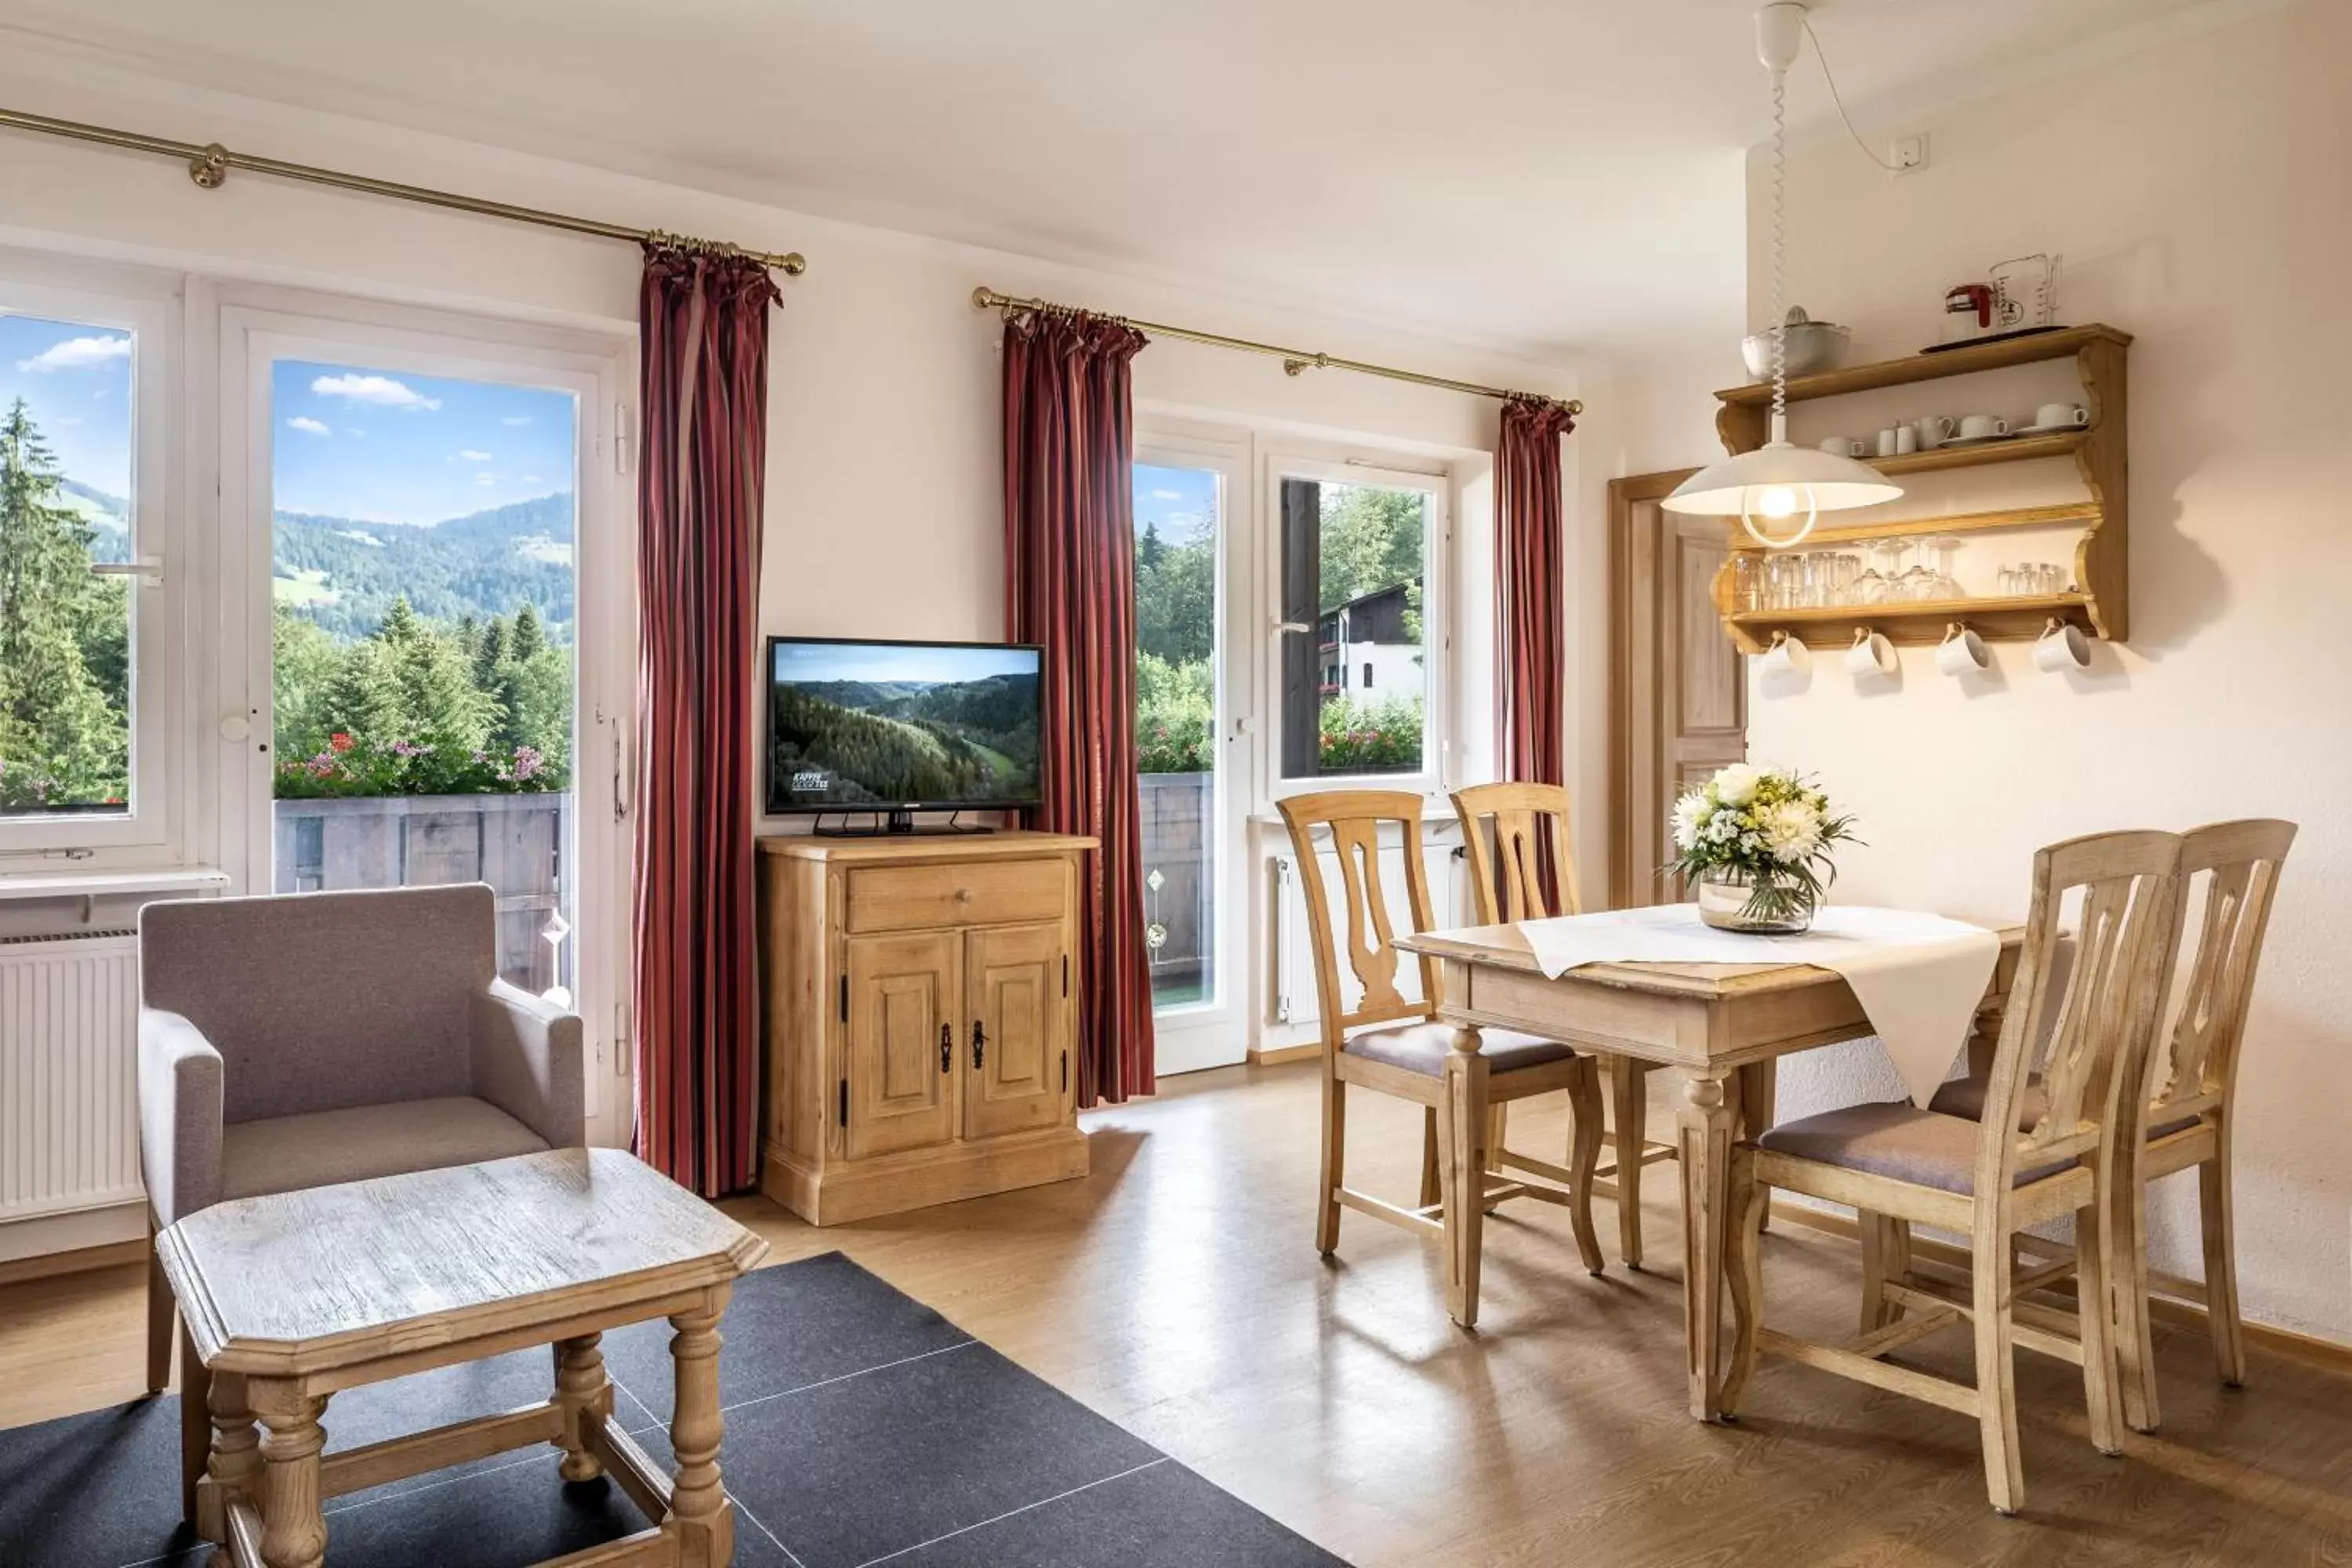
[768,640,1043,811]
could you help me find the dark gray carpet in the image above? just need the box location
[0,1252,1346,1568]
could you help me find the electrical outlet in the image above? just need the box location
[1891,134,1929,174]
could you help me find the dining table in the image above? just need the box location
[1391,917,2025,1421]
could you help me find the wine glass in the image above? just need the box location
[1926,535,1965,599]
[1851,543,1890,605]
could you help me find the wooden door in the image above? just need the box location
[963,922,1067,1142]
[844,931,960,1160]
[1610,471,1748,907]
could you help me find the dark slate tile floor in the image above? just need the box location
[0,1251,1346,1568]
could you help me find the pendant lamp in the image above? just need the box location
[1664,2,1901,547]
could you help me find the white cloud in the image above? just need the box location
[1150,488,1183,501]
[456,448,493,463]
[475,474,500,487]
[285,416,332,437]
[16,334,131,373]
[520,475,546,485]
[310,372,440,411]
[499,416,533,427]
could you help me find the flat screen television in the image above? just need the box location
[764,637,1044,830]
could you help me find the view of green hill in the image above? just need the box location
[53,483,574,644]
[771,674,1040,808]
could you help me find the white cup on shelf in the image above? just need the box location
[1817,436,1866,457]
[1914,416,1958,450]
[2032,402,2091,430]
[1958,414,2009,441]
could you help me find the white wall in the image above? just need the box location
[1737,0,2351,1341]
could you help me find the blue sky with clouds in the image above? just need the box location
[271,359,578,525]
[0,314,135,498]
[773,640,1038,687]
[1134,463,1219,546]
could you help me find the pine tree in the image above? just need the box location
[0,399,125,806]
[510,602,544,662]
[473,615,508,688]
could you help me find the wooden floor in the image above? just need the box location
[8,1062,2352,1566]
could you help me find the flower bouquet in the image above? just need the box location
[1666,763,1858,934]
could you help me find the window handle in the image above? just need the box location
[88,556,164,586]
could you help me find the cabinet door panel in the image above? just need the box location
[845,931,959,1160]
[964,923,1067,1142]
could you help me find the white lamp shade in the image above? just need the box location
[1660,441,1904,517]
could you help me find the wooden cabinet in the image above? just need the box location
[757,833,1094,1225]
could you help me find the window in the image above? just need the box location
[267,354,583,993]
[1133,461,1222,1013]
[0,279,171,855]
[1276,473,1438,782]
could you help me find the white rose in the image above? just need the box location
[1714,763,1763,807]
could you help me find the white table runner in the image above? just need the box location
[1516,904,2002,1107]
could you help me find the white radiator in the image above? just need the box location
[0,930,143,1224]
[1273,826,1466,1029]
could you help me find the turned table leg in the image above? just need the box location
[669,1290,734,1568]
[1677,1067,1740,1421]
[250,1379,329,1568]
[553,1331,612,1481]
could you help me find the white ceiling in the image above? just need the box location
[0,0,2235,362]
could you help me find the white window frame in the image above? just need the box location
[1258,452,1452,804]
[0,256,184,862]
[214,291,634,1134]
[1131,430,1250,1070]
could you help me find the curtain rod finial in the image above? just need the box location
[780,252,807,276]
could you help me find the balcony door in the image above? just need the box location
[1133,441,1249,1073]
[220,299,632,1134]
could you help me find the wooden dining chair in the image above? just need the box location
[1912,819,2296,1435]
[1450,781,1680,1268]
[1722,830,2182,1515]
[1278,789,1606,1327]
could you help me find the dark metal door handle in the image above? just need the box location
[939,1022,952,1073]
[971,1019,986,1071]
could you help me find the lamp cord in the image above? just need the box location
[1803,16,1906,173]
[1769,64,1787,433]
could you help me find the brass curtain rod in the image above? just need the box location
[0,105,807,277]
[971,286,1581,416]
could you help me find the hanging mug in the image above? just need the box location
[1844,628,1896,677]
[1936,622,1990,676]
[2033,619,2091,672]
[1759,631,1811,676]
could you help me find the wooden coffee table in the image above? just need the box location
[156,1148,769,1568]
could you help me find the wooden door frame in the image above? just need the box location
[1606,466,1694,910]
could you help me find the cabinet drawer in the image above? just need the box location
[847,858,1065,933]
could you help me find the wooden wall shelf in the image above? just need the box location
[1732,593,2093,650]
[1711,323,2130,655]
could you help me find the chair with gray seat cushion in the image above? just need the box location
[1720,829,2183,1516]
[137,882,584,1513]
[1919,819,2296,1435]
[1276,789,1606,1332]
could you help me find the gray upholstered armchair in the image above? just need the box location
[137,883,584,1411]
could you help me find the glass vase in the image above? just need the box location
[1696,871,1816,935]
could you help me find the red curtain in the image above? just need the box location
[1497,397,1577,786]
[1001,310,1156,1108]
[632,245,781,1196]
